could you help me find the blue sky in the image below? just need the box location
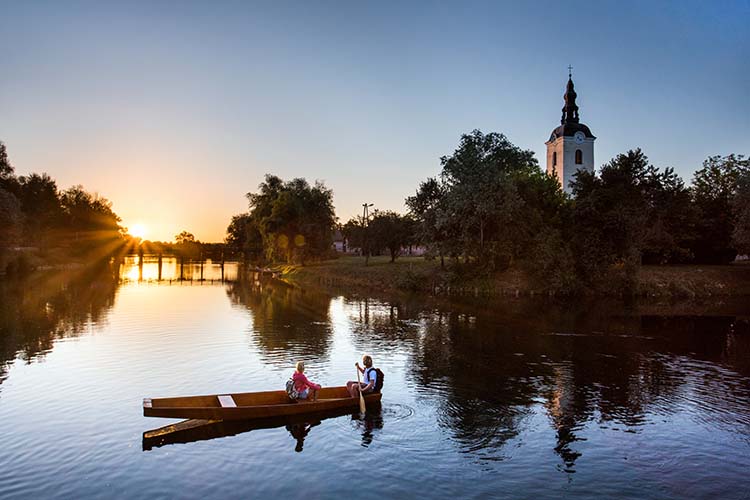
[1,1,748,241]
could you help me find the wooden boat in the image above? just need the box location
[143,385,381,421]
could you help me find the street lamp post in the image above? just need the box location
[362,203,373,266]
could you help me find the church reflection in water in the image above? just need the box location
[337,293,750,472]
[2,262,748,471]
[225,276,750,472]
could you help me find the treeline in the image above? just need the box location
[136,231,228,261]
[406,130,749,293]
[225,130,749,295]
[225,175,419,265]
[0,141,125,273]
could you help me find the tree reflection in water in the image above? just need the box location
[3,270,748,477]
[334,293,750,472]
[226,275,334,366]
[0,262,119,387]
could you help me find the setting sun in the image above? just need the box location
[129,223,147,239]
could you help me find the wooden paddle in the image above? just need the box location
[356,366,366,414]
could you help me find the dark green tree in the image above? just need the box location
[0,188,22,269]
[15,173,63,248]
[368,210,416,262]
[732,169,750,255]
[175,231,196,244]
[0,141,14,182]
[411,130,566,270]
[60,186,122,253]
[342,216,366,252]
[225,213,263,262]
[406,177,452,268]
[571,149,685,290]
[174,230,201,260]
[60,185,122,232]
[238,175,336,265]
[690,154,750,263]
[640,167,698,264]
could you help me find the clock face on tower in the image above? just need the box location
[574,131,585,144]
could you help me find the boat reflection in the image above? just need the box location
[143,402,383,452]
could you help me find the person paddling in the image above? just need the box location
[292,361,321,401]
[346,355,379,397]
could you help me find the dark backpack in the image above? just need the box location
[367,367,384,392]
[285,378,300,400]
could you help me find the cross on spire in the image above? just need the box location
[561,72,579,124]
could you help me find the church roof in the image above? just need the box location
[548,74,595,141]
[549,122,596,141]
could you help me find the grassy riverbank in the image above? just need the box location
[279,255,750,298]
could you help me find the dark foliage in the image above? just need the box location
[226,175,336,265]
[408,132,745,295]
[368,211,416,262]
[731,168,750,255]
[408,130,566,272]
[690,154,750,263]
[0,141,126,272]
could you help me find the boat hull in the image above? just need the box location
[143,386,382,421]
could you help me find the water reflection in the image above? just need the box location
[352,405,385,448]
[141,405,381,452]
[1,264,749,498]
[323,294,750,471]
[226,276,334,365]
[0,258,243,389]
[118,255,238,282]
[399,299,750,471]
[0,263,118,386]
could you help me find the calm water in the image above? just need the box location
[1,259,749,499]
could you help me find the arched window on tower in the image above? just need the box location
[575,149,583,165]
[552,151,557,167]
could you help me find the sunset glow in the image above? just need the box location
[1,3,746,243]
[129,224,147,240]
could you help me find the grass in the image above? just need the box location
[638,263,750,297]
[278,255,443,293]
[279,255,750,298]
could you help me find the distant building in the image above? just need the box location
[332,229,347,253]
[405,245,427,256]
[545,71,596,193]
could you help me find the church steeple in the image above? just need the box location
[546,67,596,194]
[561,69,580,124]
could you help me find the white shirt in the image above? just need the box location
[363,367,377,387]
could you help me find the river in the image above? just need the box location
[1,257,749,499]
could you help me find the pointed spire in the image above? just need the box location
[561,68,580,125]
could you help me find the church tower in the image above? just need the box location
[545,70,596,193]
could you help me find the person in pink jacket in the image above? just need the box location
[292,361,321,401]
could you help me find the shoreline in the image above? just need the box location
[278,255,750,299]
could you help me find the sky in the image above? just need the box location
[1,1,748,242]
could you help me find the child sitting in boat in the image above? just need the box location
[346,355,379,397]
[293,361,321,401]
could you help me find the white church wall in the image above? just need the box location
[546,137,595,193]
[561,137,594,193]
